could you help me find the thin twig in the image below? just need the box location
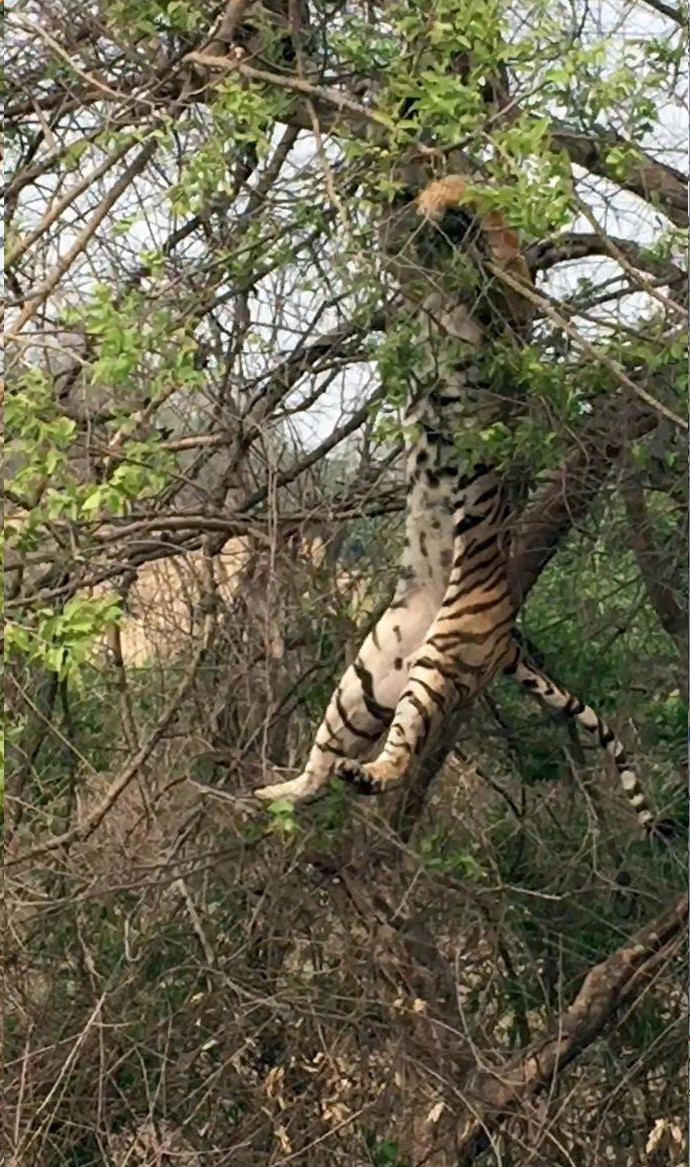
[6,604,217,867]
[185,51,386,127]
[487,260,688,431]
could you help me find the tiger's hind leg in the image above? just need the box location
[504,647,655,832]
[336,467,514,795]
[254,587,442,805]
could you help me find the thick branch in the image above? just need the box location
[639,0,685,24]
[551,124,688,228]
[455,893,688,1162]
[527,231,687,291]
[623,485,688,698]
[508,402,660,607]
[624,486,687,642]
[205,0,253,53]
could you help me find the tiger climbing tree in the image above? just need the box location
[5,1,688,1165]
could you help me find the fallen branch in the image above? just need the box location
[455,893,688,1163]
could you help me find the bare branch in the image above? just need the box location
[6,140,158,338]
[528,231,687,290]
[205,0,254,53]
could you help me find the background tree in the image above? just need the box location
[4,1,688,1164]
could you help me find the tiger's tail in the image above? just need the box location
[504,647,655,833]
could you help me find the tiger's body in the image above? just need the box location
[254,174,654,832]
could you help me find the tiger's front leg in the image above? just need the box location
[253,587,442,805]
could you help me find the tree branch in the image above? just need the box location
[237,386,387,514]
[6,139,158,338]
[5,138,136,271]
[186,51,384,130]
[488,260,687,431]
[624,486,687,643]
[205,0,253,53]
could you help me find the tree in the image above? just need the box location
[5,2,687,1164]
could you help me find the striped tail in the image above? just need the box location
[504,648,655,833]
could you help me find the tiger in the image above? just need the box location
[254,172,655,833]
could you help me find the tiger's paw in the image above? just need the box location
[254,773,324,806]
[334,758,401,796]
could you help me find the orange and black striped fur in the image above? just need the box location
[255,175,654,832]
